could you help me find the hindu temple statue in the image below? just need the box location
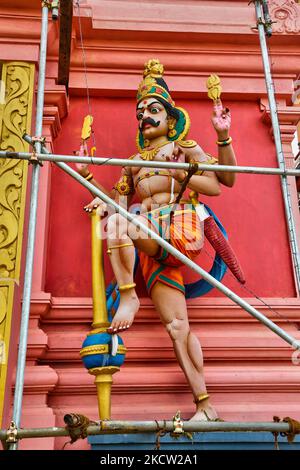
[76,59,241,421]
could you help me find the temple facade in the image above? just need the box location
[0,0,299,450]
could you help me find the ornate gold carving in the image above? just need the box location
[143,59,164,79]
[80,344,127,357]
[0,281,15,423]
[177,140,198,148]
[80,345,109,356]
[0,62,35,282]
[269,0,300,34]
[0,286,8,326]
[206,74,222,102]
[0,62,35,426]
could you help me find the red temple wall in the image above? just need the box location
[0,0,299,450]
[46,97,296,298]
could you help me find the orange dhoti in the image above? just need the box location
[138,204,204,294]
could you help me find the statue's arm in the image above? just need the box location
[88,177,112,198]
[75,158,112,198]
[112,165,135,209]
[185,145,221,196]
[216,142,237,188]
[83,166,135,213]
[211,98,236,188]
[171,143,221,197]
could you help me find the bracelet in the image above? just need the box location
[216,136,232,147]
[85,172,93,181]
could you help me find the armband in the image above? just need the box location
[113,175,134,196]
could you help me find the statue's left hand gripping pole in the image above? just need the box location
[8,3,50,451]
[81,211,120,421]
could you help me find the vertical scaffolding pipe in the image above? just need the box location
[9,4,49,451]
[255,0,300,292]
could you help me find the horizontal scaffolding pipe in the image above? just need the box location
[0,420,296,441]
[23,135,300,351]
[1,148,300,177]
[59,163,300,350]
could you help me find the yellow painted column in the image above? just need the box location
[0,62,35,425]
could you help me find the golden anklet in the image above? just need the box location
[119,283,136,292]
[194,393,210,404]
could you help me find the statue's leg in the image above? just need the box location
[151,281,218,421]
[107,213,159,333]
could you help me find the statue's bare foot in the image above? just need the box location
[107,290,140,333]
[189,403,219,421]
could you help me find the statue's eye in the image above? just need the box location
[137,112,143,120]
[151,107,159,114]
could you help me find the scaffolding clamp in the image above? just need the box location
[273,416,300,444]
[249,1,276,35]
[6,421,18,444]
[172,411,184,435]
[252,18,276,33]
[41,0,52,8]
[29,136,46,166]
[63,413,97,445]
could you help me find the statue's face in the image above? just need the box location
[136,97,169,141]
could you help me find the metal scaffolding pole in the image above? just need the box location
[1,149,300,176]
[8,4,49,451]
[1,420,298,442]
[23,135,300,352]
[255,0,300,292]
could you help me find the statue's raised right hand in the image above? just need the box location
[84,197,107,216]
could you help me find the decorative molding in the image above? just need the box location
[270,0,300,34]
[0,62,34,281]
[0,61,35,425]
[37,296,300,365]
[43,296,300,323]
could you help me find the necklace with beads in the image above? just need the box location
[139,140,171,161]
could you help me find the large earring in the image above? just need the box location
[168,120,177,138]
[168,128,176,138]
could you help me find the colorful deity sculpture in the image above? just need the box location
[77,59,242,421]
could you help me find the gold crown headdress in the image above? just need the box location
[136,59,190,150]
[137,59,175,107]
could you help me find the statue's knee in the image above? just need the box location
[166,318,189,342]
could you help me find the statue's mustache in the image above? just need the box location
[140,117,160,130]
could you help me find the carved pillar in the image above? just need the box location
[0,62,35,425]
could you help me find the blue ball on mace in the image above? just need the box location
[80,332,126,370]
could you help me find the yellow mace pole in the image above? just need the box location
[90,211,110,330]
[89,211,119,420]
